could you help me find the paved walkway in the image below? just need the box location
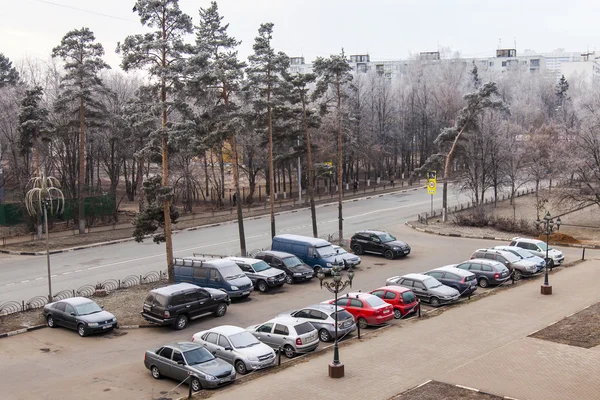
[209,260,600,400]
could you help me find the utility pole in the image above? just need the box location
[297,136,302,203]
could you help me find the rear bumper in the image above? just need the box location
[296,342,319,354]
[368,313,394,325]
[140,312,176,326]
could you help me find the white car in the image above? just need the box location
[509,237,565,267]
[246,316,320,358]
[192,325,276,375]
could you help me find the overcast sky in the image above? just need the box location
[1,0,598,70]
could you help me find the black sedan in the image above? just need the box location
[350,230,411,260]
[43,297,117,337]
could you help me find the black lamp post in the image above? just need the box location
[535,211,561,295]
[317,261,354,378]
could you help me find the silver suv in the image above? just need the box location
[228,257,286,292]
[470,248,538,280]
[509,237,565,268]
[278,304,356,342]
[192,325,276,375]
[246,316,319,358]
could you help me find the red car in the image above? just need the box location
[324,292,394,329]
[369,286,418,319]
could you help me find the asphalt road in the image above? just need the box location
[0,185,476,305]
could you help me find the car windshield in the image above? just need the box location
[252,261,271,272]
[423,278,442,289]
[220,265,246,280]
[402,291,416,303]
[537,242,552,251]
[365,296,386,307]
[333,246,347,255]
[317,245,337,258]
[283,256,304,268]
[74,301,102,315]
[228,331,260,349]
[183,348,215,365]
[513,248,534,259]
[378,233,396,243]
[331,310,353,320]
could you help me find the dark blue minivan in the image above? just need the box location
[271,234,344,275]
[173,258,254,299]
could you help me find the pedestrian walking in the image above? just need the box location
[232,192,237,206]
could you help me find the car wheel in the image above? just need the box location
[352,244,363,255]
[190,377,202,392]
[513,269,522,281]
[257,280,268,292]
[285,274,294,284]
[77,324,87,337]
[47,315,56,328]
[313,266,321,277]
[478,278,489,288]
[393,309,403,319]
[283,344,295,359]
[319,329,332,342]
[235,360,248,375]
[174,314,188,330]
[214,303,227,317]
[357,317,368,329]
[546,258,554,269]
[384,250,395,260]
[151,366,161,379]
[430,297,440,307]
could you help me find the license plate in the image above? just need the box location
[242,291,250,295]
[143,305,151,311]
[404,250,409,254]
[383,309,390,313]
[103,325,111,329]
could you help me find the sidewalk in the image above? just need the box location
[208,259,600,400]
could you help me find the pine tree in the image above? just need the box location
[313,50,353,242]
[118,0,193,282]
[470,61,481,89]
[133,175,180,243]
[556,75,569,106]
[0,53,19,87]
[52,27,110,234]
[245,23,289,239]
[18,86,49,176]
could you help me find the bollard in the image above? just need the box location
[277,347,282,366]
[468,291,471,301]
[511,271,515,285]
[188,374,193,399]
[582,247,586,260]
[357,323,361,339]
[417,300,421,318]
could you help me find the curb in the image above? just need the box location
[0,324,46,339]
[1,186,426,256]
[392,380,521,400]
[404,221,600,249]
[116,324,156,329]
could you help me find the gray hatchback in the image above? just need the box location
[144,342,235,391]
[452,259,511,288]
[278,304,356,342]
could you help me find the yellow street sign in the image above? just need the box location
[427,179,436,194]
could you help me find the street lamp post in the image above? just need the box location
[317,262,354,378]
[535,211,561,295]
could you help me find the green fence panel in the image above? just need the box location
[0,203,24,226]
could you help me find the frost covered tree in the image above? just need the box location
[52,27,110,234]
[118,0,193,282]
[0,53,19,87]
[18,86,49,176]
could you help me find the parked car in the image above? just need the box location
[386,273,460,307]
[192,325,276,375]
[227,257,286,292]
[144,342,235,391]
[246,317,320,358]
[271,234,344,275]
[43,297,117,337]
[450,259,511,288]
[350,230,411,259]
[254,250,314,283]
[141,283,230,330]
[332,245,361,268]
[493,245,546,272]
[278,304,356,342]
[369,286,419,319]
[509,237,565,268]
[324,292,394,328]
[423,266,478,296]
[470,248,538,280]
[174,258,254,299]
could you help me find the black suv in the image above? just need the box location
[141,283,230,330]
[350,230,411,260]
[255,251,315,283]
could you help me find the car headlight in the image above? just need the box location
[88,322,99,327]
[248,355,258,362]
[326,263,332,267]
[267,277,275,281]
[112,318,117,323]
[231,286,239,290]
[393,246,400,250]
[204,374,217,381]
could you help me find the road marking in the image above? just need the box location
[62,272,72,275]
[35,277,43,281]
[74,269,83,273]
[455,385,479,392]
[6,283,14,286]
[20,280,29,283]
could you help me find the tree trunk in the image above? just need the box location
[336,78,343,243]
[161,62,174,282]
[302,99,318,237]
[442,126,466,222]
[78,95,86,234]
[267,70,276,238]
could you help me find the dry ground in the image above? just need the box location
[529,301,600,348]
[393,380,504,400]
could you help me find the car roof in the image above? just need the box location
[343,291,379,300]
[430,266,474,276]
[207,325,246,336]
[372,285,411,293]
[495,245,524,252]
[301,304,339,313]
[163,342,203,352]
[467,258,505,267]
[57,297,95,306]
[401,273,431,281]
[273,234,330,246]
[257,250,297,258]
[151,283,201,295]
[266,316,312,326]
[226,257,264,265]
[354,229,387,235]
[511,237,543,244]
[474,248,514,257]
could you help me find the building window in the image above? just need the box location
[530,59,540,67]
[502,61,507,67]
[489,62,494,67]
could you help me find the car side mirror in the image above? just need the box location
[224,347,232,351]
[70,312,76,316]
[211,351,217,355]
[177,360,185,365]
[313,254,317,258]
[336,249,339,254]
[101,305,104,310]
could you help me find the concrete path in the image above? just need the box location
[210,260,600,400]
